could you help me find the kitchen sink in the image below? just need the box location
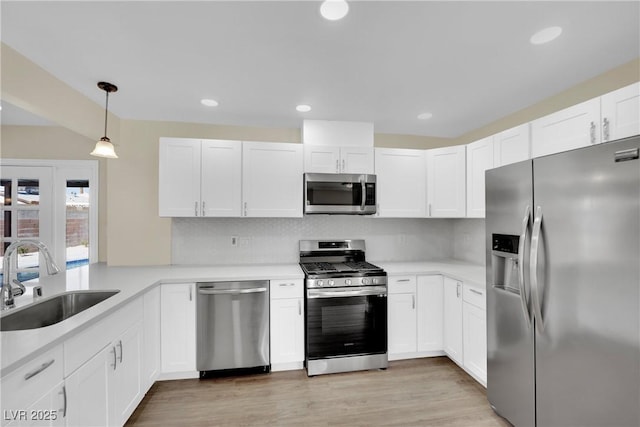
[0,290,120,332]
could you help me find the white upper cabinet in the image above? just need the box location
[302,120,374,147]
[304,145,374,174]
[159,138,202,217]
[466,137,494,218]
[493,123,531,167]
[426,145,466,217]
[159,138,242,217]
[200,140,242,217]
[242,142,303,217]
[531,97,601,158]
[375,148,426,217]
[600,82,640,142]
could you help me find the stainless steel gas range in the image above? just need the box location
[299,239,388,376]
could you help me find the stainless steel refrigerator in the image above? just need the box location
[486,135,640,427]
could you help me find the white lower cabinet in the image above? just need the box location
[109,321,143,426]
[65,345,110,427]
[388,275,445,360]
[443,277,463,365]
[142,286,161,390]
[416,275,444,353]
[462,283,487,386]
[160,283,197,377]
[269,280,305,371]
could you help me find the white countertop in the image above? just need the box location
[1,259,485,377]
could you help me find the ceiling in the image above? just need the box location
[1,1,639,138]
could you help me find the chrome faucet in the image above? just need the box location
[1,240,60,310]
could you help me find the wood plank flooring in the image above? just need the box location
[126,357,510,427]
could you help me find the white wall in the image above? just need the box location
[172,217,455,265]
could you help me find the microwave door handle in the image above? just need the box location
[360,178,366,210]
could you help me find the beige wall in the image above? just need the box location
[1,42,638,265]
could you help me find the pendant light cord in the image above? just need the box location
[104,91,109,138]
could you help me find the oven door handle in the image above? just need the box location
[307,286,388,299]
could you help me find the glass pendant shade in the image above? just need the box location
[91,136,118,158]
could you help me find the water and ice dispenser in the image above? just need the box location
[491,234,521,292]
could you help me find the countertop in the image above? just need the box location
[1,260,485,377]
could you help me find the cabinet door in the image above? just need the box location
[158,138,201,217]
[21,381,66,427]
[466,137,494,218]
[340,147,374,174]
[443,277,463,364]
[463,302,487,385]
[426,145,466,217]
[143,286,160,391]
[494,123,530,167]
[375,148,426,217]
[531,98,600,158]
[388,293,417,356]
[110,321,143,427]
[200,140,242,217]
[161,284,196,373]
[417,275,444,353]
[601,82,640,142]
[66,346,110,427]
[270,298,304,365]
[242,142,303,217]
[304,145,340,173]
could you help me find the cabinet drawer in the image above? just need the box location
[463,284,486,310]
[388,275,417,294]
[270,280,304,299]
[1,344,64,411]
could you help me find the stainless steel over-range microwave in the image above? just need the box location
[304,173,376,215]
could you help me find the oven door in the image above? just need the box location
[304,173,376,215]
[306,286,387,360]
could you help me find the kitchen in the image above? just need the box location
[1,1,639,426]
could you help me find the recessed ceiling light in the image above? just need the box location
[296,104,312,112]
[200,99,219,107]
[530,26,563,45]
[417,112,433,120]
[320,0,349,21]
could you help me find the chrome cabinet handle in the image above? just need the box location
[279,283,296,287]
[342,159,345,172]
[603,117,610,142]
[24,359,55,381]
[111,346,117,370]
[298,299,301,315]
[202,201,206,216]
[59,385,67,418]
[198,287,267,295]
[590,121,596,144]
[518,205,532,329]
[117,340,123,363]
[456,283,461,298]
[428,203,432,217]
[189,286,193,301]
[244,202,247,216]
[469,288,483,296]
[194,201,198,216]
[335,159,339,173]
[395,279,410,283]
[412,294,415,309]
[530,206,544,332]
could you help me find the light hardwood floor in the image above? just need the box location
[126,357,510,427]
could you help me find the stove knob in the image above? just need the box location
[328,280,335,286]
[317,280,324,287]
[345,279,352,286]
[362,278,370,285]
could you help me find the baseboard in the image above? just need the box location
[157,370,199,381]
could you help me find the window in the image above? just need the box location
[0,160,98,283]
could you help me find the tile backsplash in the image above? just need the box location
[172,216,461,265]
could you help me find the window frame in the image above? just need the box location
[0,159,100,271]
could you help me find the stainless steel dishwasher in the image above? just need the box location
[196,281,270,376]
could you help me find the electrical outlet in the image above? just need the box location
[231,236,238,247]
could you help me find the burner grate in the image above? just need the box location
[301,262,338,274]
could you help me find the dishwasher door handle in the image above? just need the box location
[198,287,267,295]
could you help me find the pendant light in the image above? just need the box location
[91,81,118,159]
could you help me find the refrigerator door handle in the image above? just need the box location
[518,205,532,329]
[530,205,544,331]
